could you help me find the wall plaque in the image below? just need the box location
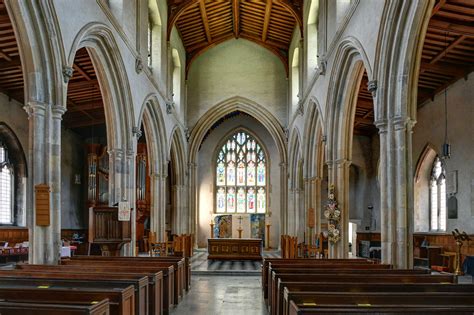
[35,184,51,226]
[118,201,131,221]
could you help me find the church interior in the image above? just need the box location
[0,0,473,314]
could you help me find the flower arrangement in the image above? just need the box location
[324,185,341,243]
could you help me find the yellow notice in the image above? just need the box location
[358,304,371,307]
[302,303,317,306]
[91,301,99,305]
[37,285,50,289]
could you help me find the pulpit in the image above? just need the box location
[88,206,131,256]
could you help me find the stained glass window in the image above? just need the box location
[215,131,267,213]
[430,157,446,231]
[0,144,13,224]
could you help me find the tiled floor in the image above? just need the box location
[170,275,268,315]
[191,249,280,274]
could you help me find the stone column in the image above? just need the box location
[375,119,394,264]
[280,162,288,237]
[335,158,350,258]
[24,101,65,264]
[393,117,415,268]
[314,177,322,237]
[188,162,197,246]
[126,148,136,256]
[50,104,66,263]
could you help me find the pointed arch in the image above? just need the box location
[67,23,134,153]
[137,95,168,240]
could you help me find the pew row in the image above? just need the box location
[282,283,474,315]
[0,284,134,315]
[0,271,148,315]
[287,292,474,315]
[0,299,110,315]
[14,264,166,315]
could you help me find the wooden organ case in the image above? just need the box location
[136,143,150,252]
[86,144,131,255]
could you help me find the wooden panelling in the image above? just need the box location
[0,227,28,245]
[414,233,474,258]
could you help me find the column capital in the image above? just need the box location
[279,162,287,168]
[334,158,351,166]
[374,119,388,134]
[52,105,67,120]
[23,101,47,118]
[108,148,124,159]
[392,117,416,131]
[367,80,377,98]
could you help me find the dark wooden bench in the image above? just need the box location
[262,258,377,299]
[269,273,456,314]
[287,292,474,315]
[0,272,148,315]
[288,299,474,315]
[15,264,166,315]
[282,283,474,315]
[0,299,110,315]
[71,255,191,291]
[59,259,176,308]
[64,257,185,303]
[0,284,134,315]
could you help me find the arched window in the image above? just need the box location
[215,131,267,214]
[0,143,13,224]
[291,47,300,113]
[430,157,446,231]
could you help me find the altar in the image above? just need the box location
[207,238,263,260]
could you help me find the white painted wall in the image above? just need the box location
[186,39,288,129]
[413,73,474,233]
[196,114,281,248]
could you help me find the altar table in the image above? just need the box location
[207,238,262,260]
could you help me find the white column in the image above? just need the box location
[280,162,288,237]
[24,102,65,264]
[375,120,394,264]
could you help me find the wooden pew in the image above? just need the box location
[14,264,166,315]
[266,263,393,310]
[281,283,474,315]
[0,299,110,315]
[262,258,376,299]
[269,273,456,315]
[0,271,148,315]
[287,292,474,315]
[288,299,474,315]
[0,284,134,315]
[61,259,181,306]
[70,255,190,293]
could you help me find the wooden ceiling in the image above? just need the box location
[167,0,303,74]
[0,0,24,104]
[63,48,105,130]
[418,0,474,104]
[354,0,474,137]
[353,72,376,137]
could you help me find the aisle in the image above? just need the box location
[170,275,268,315]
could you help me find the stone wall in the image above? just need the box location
[186,39,288,129]
[413,73,474,233]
